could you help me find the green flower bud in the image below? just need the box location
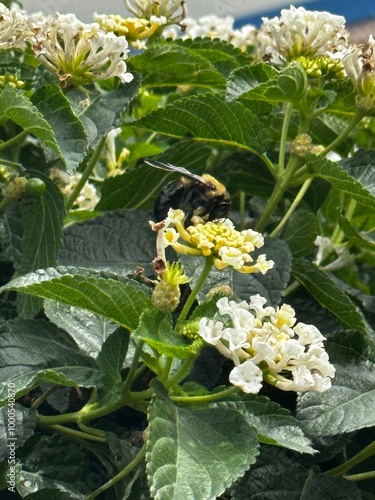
[290,133,313,157]
[152,280,181,313]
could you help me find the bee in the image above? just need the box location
[144,159,231,224]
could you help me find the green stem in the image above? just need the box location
[86,442,147,499]
[122,340,145,395]
[77,421,106,438]
[270,178,313,237]
[255,155,304,233]
[169,385,239,403]
[165,355,195,388]
[44,424,106,443]
[320,111,365,157]
[326,439,375,476]
[344,470,375,481]
[0,196,11,213]
[65,136,106,211]
[278,102,293,174]
[0,130,28,151]
[176,257,213,326]
[159,355,173,382]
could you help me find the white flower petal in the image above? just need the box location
[229,360,263,394]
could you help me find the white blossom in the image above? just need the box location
[32,13,133,86]
[257,5,348,66]
[0,3,33,50]
[229,360,263,394]
[60,173,99,211]
[164,15,257,51]
[198,294,335,394]
[124,0,186,24]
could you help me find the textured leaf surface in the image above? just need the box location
[0,267,153,332]
[292,259,368,334]
[281,210,319,258]
[296,362,375,437]
[44,300,118,358]
[135,93,272,154]
[59,209,155,275]
[147,381,258,500]
[233,447,361,500]
[227,62,306,103]
[215,394,314,454]
[307,154,375,208]
[0,319,100,402]
[31,84,88,173]
[0,405,37,460]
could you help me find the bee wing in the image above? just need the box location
[144,159,208,185]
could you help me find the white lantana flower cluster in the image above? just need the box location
[199,295,335,394]
[257,5,348,66]
[163,209,274,274]
[164,15,257,51]
[0,3,33,50]
[32,13,133,86]
[124,0,186,25]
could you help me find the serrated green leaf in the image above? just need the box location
[0,405,37,460]
[336,209,375,252]
[227,62,307,103]
[134,310,199,359]
[0,87,60,157]
[76,75,142,145]
[31,84,89,174]
[147,381,259,500]
[306,154,375,208]
[44,300,119,358]
[1,172,65,318]
[97,327,130,385]
[233,446,361,500]
[0,319,101,402]
[281,210,319,258]
[130,39,226,88]
[97,140,213,212]
[59,209,156,276]
[16,434,92,497]
[135,93,272,154]
[214,393,314,454]
[340,149,375,196]
[292,258,368,334]
[0,267,153,332]
[296,362,375,437]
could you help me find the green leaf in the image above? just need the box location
[0,267,153,332]
[292,258,368,334]
[0,87,60,157]
[306,154,375,208]
[16,434,93,497]
[60,209,156,275]
[31,84,89,174]
[0,319,101,402]
[96,327,130,386]
[336,209,375,252]
[1,171,65,318]
[214,393,314,454]
[0,405,37,460]
[340,149,375,197]
[97,140,213,211]
[72,75,142,146]
[281,210,319,258]
[130,40,224,88]
[296,361,375,437]
[147,381,259,500]
[44,300,119,358]
[233,446,361,500]
[227,62,307,103]
[134,310,200,359]
[135,93,272,154]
